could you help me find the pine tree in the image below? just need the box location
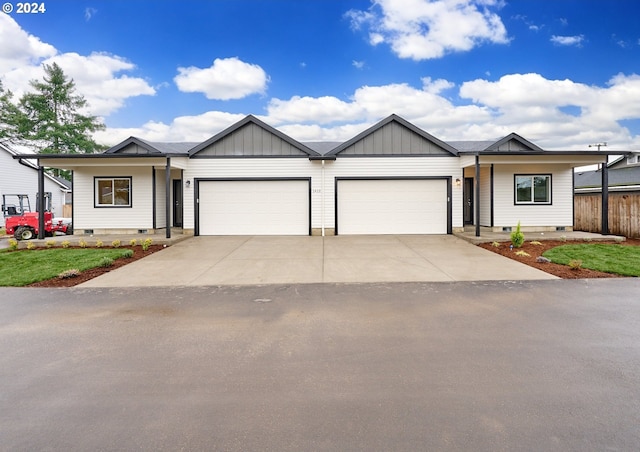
[18,62,106,155]
[0,80,22,142]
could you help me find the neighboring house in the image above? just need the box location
[1,142,71,220]
[574,152,640,237]
[19,114,610,238]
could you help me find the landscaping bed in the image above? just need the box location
[479,238,640,279]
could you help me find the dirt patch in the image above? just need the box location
[27,245,166,288]
[479,239,640,279]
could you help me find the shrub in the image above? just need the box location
[515,250,530,257]
[560,235,567,242]
[27,242,36,250]
[122,249,134,258]
[491,241,501,248]
[58,269,80,279]
[99,257,114,268]
[111,239,121,248]
[95,239,103,248]
[530,240,542,246]
[78,239,88,248]
[129,239,138,247]
[45,240,56,248]
[8,239,18,250]
[510,222,525,248]
[569,259,583,270]
[61,240,71,249]
[142,238,153,251]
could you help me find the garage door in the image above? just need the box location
[337,179,448,234]
[198,180,309,235]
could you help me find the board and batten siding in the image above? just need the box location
[478,166,492,227]
[492,164,573,228]
[73,167,154,230]
[325,157,463,230]
[182,159,322,231]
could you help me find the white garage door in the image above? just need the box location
[198,180,309,235]
[337,179,448,234]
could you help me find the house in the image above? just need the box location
[1,142,71,220]
[574,152,640,237]
[17,114,611,238]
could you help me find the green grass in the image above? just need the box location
[543,244,640,277]
[0,248,132,286]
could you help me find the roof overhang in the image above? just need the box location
[458,151,613,167]
[12,153,189,170]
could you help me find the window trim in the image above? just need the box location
[94,176,132,208]
[514,174,552,205]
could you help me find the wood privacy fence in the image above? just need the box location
[574,192,640,238]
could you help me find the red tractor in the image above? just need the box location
[2,194,72,240]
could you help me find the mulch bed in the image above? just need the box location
[27,245,166,288]
[479,238,640,279]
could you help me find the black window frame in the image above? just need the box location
[94,176,132,208]
[514,174,552,205]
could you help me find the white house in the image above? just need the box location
[1,142,71,220]
[22,114,611,238]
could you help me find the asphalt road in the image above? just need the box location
[1,279,639,451]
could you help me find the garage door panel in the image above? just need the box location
[338,179,447,235]
[199,180,309,235]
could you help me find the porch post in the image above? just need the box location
[475,154,480,237]
[601,158,609,235]
[165,157,171,239]
[37,165,45,239]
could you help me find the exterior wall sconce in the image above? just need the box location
[185,179,191,188]
[455,178,461,187]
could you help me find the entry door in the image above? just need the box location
[173,180,183,227]
[464,178,474,225]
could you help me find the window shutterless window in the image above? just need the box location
[515,175,551,205]
[95,177,131,207]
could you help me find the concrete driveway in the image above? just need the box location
[80,235,556,287]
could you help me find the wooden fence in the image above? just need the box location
[574,192,640,238]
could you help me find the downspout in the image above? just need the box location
[37,165,45,239]
[165,157,171,239]
[321,160,325,237]
[475,154,480,237]
[601,157,609,235]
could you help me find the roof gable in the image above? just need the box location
[105,137,163,155]
[484,133,543,152]
[189,115,319,157]
[329,114,458,156]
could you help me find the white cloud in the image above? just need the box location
[550,34,584,46]
[0,14,155,116]
[346,0,509,60]
[85,7,98,21]
[352,60,366,69]
[174,57,269,100]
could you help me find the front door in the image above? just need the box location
[173,180,183,227]
[464,178,474,225]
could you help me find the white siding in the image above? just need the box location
[73,166,154,230]
[0,148,66,219]
[479,167,492,227]
[493,164,574,227]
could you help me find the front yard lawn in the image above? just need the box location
[0,248,133,286]
[543,243,640,277]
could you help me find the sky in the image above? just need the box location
[2,0,640,152]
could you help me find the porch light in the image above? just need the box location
[185,179,191,188]
[455,178,461,187]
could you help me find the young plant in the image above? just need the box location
[58,269,81,279]
[27,242,36,250]
[491,241,501,248]
[99,257,114,268]
[78,239,88,248]
[129,239,138,247]
[95,239,103,248]
[111,239,121,248]
[530,240,542,246]
[142,238,153,251]
[61,240,71,249]
[122,249,134,258]
[569,259,583,270]
[8,239,18,250]
[510,221,525,248]
[515,250,530,257]
[45,240,56,248]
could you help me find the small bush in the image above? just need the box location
[129,239,138,247]
[8,239,18,250]
[491,241,501,248]
[95,239,103,248]
[515,250,530,257]
[122,249,134,258]
[78,239,88,248]
[142,238,153,251]
[510,222,525,248]
[99,257,114,268]
[45,240,56,248]
[27,242,36,250]
[560,235,567,242]
[569,259,583,270]
[58,269,81,279]
[61,240,71,249]
[111,239,121,248]
[530,240,542,246]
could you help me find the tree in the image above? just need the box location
[18,62,106,155]
[0,80,22,142]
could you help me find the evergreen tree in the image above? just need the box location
[0,80,22,142]
[18,62,106,155]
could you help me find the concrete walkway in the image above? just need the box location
[79,235,558,287]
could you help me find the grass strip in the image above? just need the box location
[543,244,640,277]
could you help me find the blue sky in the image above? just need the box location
[2,0,640,151]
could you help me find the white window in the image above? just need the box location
[627,154,639,165]
[95,177,131,207]
[515,175,551,205]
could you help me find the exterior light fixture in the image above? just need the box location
[455,178,461,187]
[185,179,191,188]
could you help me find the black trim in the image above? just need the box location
[333,154,458,158]
[194,177,312,236]
[165,157,171,239]
[475,155,480,237]
[602,161,609,234]
[152,167,156,229]
[490,164,494,227]
[334,176,452,235]
[190,154,311,159]
[93,176,133,208]
[514,174,553,205]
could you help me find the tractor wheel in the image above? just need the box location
[14,227,35,241]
